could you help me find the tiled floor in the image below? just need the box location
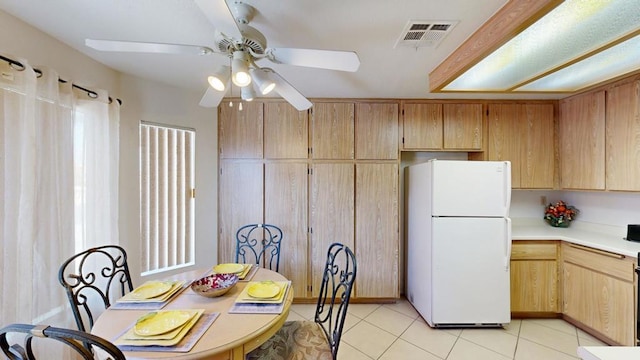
[287,298,608,359]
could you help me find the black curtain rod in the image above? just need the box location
[0,54,122,105]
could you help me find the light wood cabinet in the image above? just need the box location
[487,103,555,189]
[265,162,308,298]
[559,91,606,190]
[443,103,483,150]
[309,163,355,298]
[218,161,264,263]
[264,103,308,159]
[311,103,354,159]
[355,163,399,298]
[510,241,559,314]
[219,102,263,159]
[605,80,640,191]
[356,103,398,159]
[562,243,636,345]
[402,102,482,150]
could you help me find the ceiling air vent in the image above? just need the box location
[394,20,458,48]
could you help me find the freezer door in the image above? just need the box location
[431,160,511,217]
[431,217,511,326]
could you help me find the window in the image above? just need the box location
[140,122,195,274]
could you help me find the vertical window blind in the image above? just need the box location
[140,122,195,274]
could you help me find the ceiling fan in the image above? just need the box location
[85,0,361,111]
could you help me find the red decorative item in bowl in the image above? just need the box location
[191,273,239,298]
[544,200,579,228]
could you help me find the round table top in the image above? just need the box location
[91,267,293,359]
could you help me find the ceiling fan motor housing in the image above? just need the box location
[214,25,266,55]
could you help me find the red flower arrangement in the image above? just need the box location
[544,200,579,227]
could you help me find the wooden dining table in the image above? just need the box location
[91,267,293,360]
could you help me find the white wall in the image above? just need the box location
[1,10,218,285]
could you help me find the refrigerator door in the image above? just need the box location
[430,160,511,217]
[430,217,511,326]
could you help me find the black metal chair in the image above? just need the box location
[0,323,125,360]
[58,245,133,332]
[247,242,357,360]
[235,223,283,272]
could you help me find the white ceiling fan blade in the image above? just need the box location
[267,70,312,111]
[86,39,214,55]
[199,86,228,108]
[267,48,361,72]
[194,0,242,39]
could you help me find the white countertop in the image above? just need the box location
[578,346,640,359]
[512,218,640,258]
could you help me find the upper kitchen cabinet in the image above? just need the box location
[487,103,555,189]
[402,103,443,149]
[356,103,399,159]
[311,102,355,159]
[402,102,482,151]
[559,91,606,190]
[443,103,483,150]
[606,80,640,191]
[264,102,308,159]
[219,102,264,159]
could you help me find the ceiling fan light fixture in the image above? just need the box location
[250,68,276,95]
[241,84,257,101]
[207,65,230,91]
[231,50,252,87]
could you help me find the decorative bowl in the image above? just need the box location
[190,273,239,298]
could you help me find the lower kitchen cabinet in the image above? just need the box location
[510,241,559,314]
[562,242,636,345]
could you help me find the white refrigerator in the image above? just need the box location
[406,159,511,327]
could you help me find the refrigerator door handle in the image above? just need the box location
[504,161,512,211]
[505,218,512,271]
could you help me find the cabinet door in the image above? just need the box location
[402,103,443,149]
[355,103,399,159]
[311,103,354,159]
[265,162,308,297]
[606,81,640,191]
[487,104,522,188]
[563,262,635,345]
[218,162,264,263]
[355,163,399,298]
[264,102,308,159]
[510,260,558,312]
[219,102,263,159]
[443,103,482,150]
[559,91,605,190]
[310,164,354,298]
[521,104,555,189]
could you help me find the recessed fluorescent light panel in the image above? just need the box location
[442,0,640,92]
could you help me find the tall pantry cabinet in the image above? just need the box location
[219,100,400,300]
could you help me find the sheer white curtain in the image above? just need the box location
[1,55,120,335]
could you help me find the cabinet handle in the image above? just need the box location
[568,243,624,259]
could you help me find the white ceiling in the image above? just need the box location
[0,0,564,102]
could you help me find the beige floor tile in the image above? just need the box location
[460,328,518,358]
[342,319,397,359]
[576,328,607,345]
[343,311,362,332]
[285,310,306,322]
[379,339,444,360]
[289,303,317,320]
[529,318,577,336]
[365,306,415,336]
[448,338,512,360]
[337,342,374,360]
[383,298,421,319]
[577,336,608,347]
[443,328,463,336]
[504,319,522,336]
[515,338,579,360]
[400,320,458,359]
[519,321,579,357]
[348,303,382,319]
